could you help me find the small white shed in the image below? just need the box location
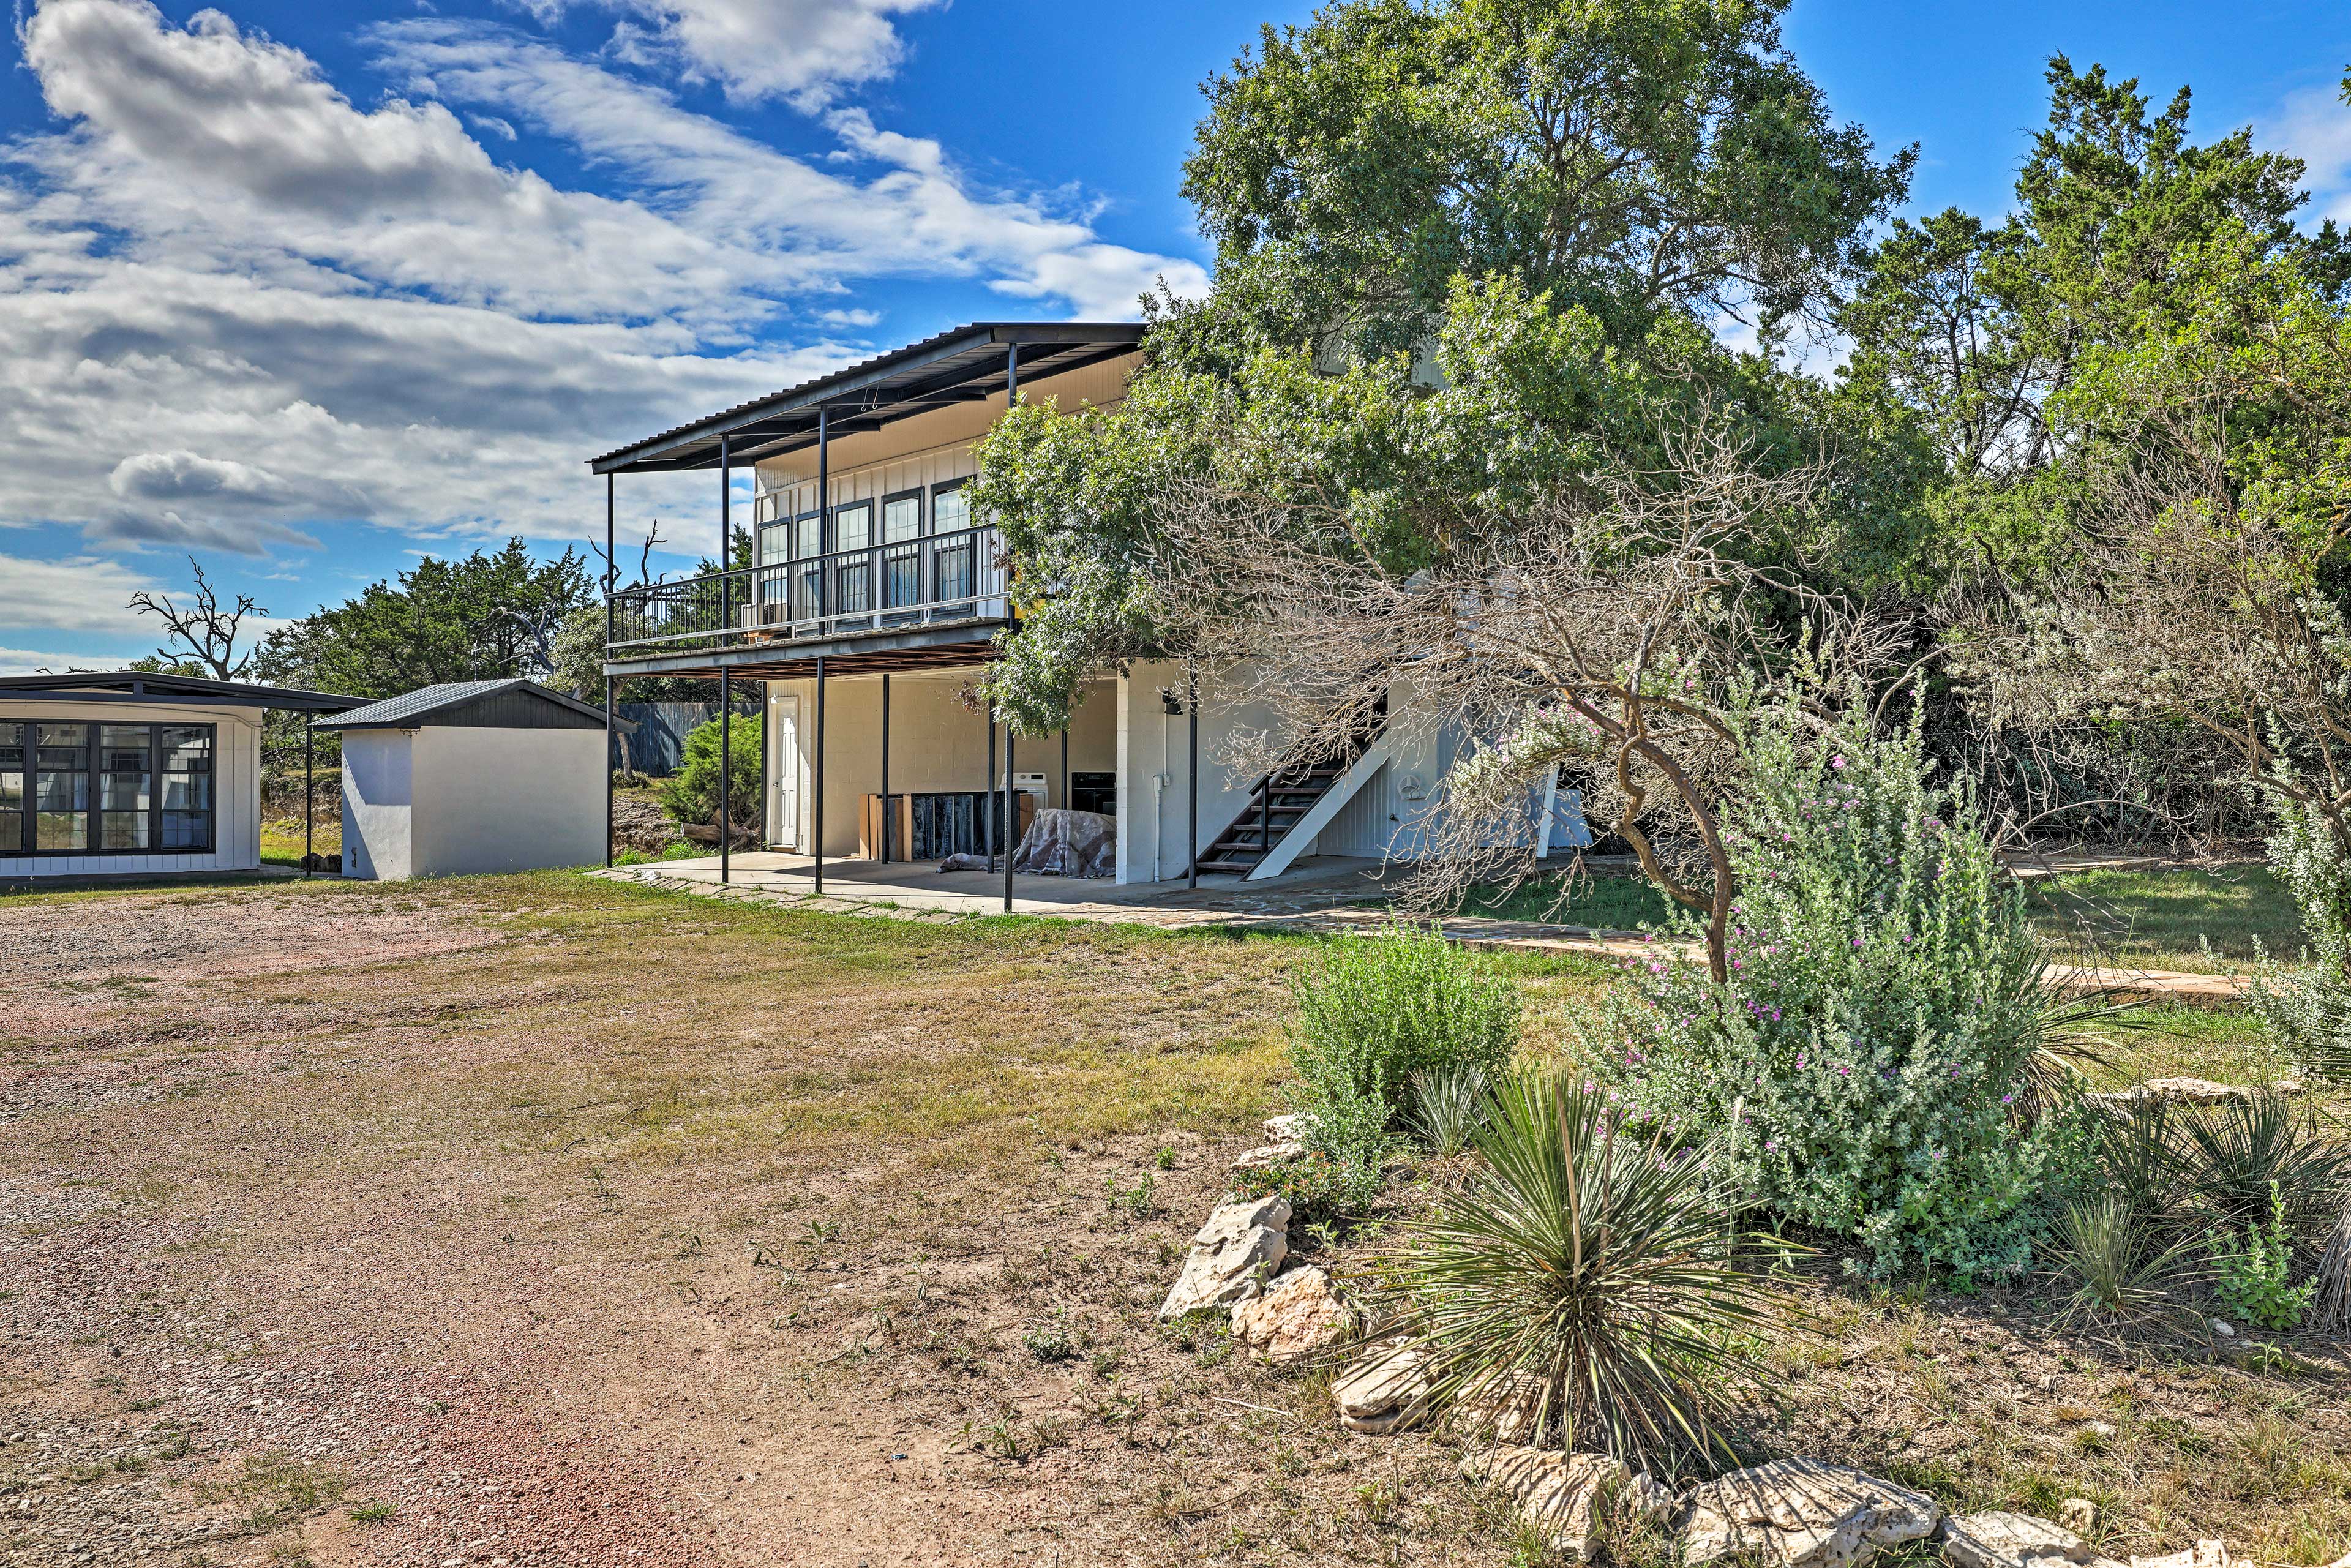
[321,679,624,880]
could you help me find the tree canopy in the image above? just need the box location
[977,0,1916,731]
[253,538,592,700]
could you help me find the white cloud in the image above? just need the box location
[0,552,167,633]
[0,0,1207,569]
[2268,80,2351,226]
[545,0,942,109]
[0,645,121,675]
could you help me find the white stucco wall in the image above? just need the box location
[1112,664,1554,883]
[763,670,1116,858]
[341,725,606,880]
[339,728,414,881]
[0,700,262,879]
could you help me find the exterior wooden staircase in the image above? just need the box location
[1189,697,1390,880]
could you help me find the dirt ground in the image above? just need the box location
[2,876,2346,1568]
[0,877,1565,1568]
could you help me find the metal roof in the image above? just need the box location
[0,670,365,712]
[313,678,626,731]
[590,321,1144,476]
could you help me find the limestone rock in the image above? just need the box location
[1681,1460,1939,1568]
[2129,1542,2228,1568]
[2093,1078,2303,1109]
[1454,1372,1548,1444]
[1624,1472,1676,1523]
[1463,1447,1629,1562]
[1231,1139,1307,1168]
[1264,1111,1314,1142]
[1157,1195,1290,1320]
[1332,1339,1435,1434]
[1941,1512,2124,1568]
[1230,1266,1353,1363]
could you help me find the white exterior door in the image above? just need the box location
[769,694,799,849]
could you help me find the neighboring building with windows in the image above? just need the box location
[0,672,362,882]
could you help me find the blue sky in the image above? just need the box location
[2,0,2347,675]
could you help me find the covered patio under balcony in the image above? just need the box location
[590,322,1164,907]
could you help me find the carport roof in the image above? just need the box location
[0,670,364,711]
[315,678,629,731]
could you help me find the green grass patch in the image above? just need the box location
[1454,871,1677,930]
[2024,866,2298,973]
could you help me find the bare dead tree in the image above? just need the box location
[127,558,264,681]
[590,519,669,590]
[1155,415,1897,981]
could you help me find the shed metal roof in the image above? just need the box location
[590,321,1144,476]
[0,670,365,711]
[313,678,628,732]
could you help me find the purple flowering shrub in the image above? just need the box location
[1590,699,2066,1277]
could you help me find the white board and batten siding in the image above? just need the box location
[0,700,264,877]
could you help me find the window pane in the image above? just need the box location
[932,485,970,533]
[0,721,21,825]
[34,722,87,849]
[794,513,822,559]
[99,725,152,849]
[883,495,921,542]
[758,522,790,568]
[834,501,871,552]
[160,725,213,852]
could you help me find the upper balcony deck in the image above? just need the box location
[591,321,1141,678]
[604,522,1011,677]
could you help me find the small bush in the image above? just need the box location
[656,713,763,828]
[2211,1182,2315,1331]
[1381,1070,1779,1475]
[1590,692,2077,1278]
[1291,925,1520,1137]
[2166,1090,2350,1242]
[2049,1194,2192,1327]
[2248,780,2351,1082]
[1412,1063,1490,1158]
[1258,1081,1395,1217]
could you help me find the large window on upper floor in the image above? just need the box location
[0,721,214,856]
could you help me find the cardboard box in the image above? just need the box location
[859,793,914,861]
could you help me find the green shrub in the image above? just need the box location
[2211,1182,2315,1330]
[2049,1194,2193,1327]
[1412,1063,1490,1158]
[656,713,763,829]
[1589,694,2077,1278]
[1291,924,1520,1136]
[1381,1070,1777,1474]
[2248,780,2351,1082]
[2167,1090,2350,1240]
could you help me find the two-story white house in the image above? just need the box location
[593,321,1582,903]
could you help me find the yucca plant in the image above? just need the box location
[1411,1063,1490,1158]
[2049,1194,2196,1329]
[2093,1101,2182,1236]
[1379,1071,1782,1475]
[2167,1090,2351,1240]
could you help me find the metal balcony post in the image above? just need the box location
[1004,726,1016,913]
[719,667,730,885]
[604,471,615,866]
[816,408,830,629]
[814,656,827,896]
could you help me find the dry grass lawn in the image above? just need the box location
[0,872,2345,1568]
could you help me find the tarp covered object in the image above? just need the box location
[1011,808,1116,878]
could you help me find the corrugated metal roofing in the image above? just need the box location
[589,320,1144,476]
[314,678,625,731]
[0,670,364,711]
